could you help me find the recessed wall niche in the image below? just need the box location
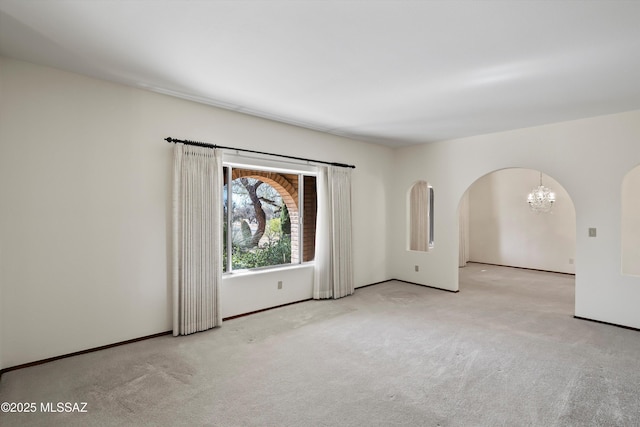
[408,180,433,252]
[622,164,640,276]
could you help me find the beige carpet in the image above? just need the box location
[1,263,640,426]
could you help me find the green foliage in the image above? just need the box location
[231,235,291,270]
[280,205,291,236]
[223,220,228,272]
[267,218,281,236]
[240,219,252,247]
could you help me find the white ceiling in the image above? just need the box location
[1,1,640,147]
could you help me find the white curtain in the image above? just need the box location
[409,181,429,251]
[458,189,470,267]
[313,166,354,299]
[172,144,223,336]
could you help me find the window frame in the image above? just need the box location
[223,161,317,274]
[428,185,435,248]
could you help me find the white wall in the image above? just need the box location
[0,50,3,371]
[622,165,640,276]
[0,252,3,371]
[390,109,640,329]
[0,57,393,369]
[222,265,315,318]
[468,168,576,274]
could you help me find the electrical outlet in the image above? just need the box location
[277,281,283,290]
[589,228,597,237]
[414,265,419,272]
[569,258,574,265]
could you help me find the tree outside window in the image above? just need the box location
[223,167,316,272]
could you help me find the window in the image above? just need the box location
[408,181,434,251]
[223,166,317,272]
[429,185,435,248]
[622,164,640,276]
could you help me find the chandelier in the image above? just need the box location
[527,172,555,213]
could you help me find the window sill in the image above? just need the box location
[223,262,314,277]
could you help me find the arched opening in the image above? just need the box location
[232,169,301,263]
[457,168,576,312]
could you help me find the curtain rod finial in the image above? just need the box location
[165,137,174,143]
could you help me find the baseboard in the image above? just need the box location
[356,279,393,289]
[356,278,458,293]
[466,261,576,276]
[223,298,312,321]
[0,331,172,380]
[0,278,453,379]
[392,279,459,293]
[574,316,640,333]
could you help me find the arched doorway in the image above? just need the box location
[457,168,576,309]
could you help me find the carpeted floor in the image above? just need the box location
[2,263,640,426]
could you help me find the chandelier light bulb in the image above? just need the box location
[527,172,555,213]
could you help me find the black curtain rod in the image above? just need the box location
[165,137,356,169]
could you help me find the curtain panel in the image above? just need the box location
[313,166,355,299]
[172,144,223,336]
[458,190,470,267]
[409,181,429,252]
